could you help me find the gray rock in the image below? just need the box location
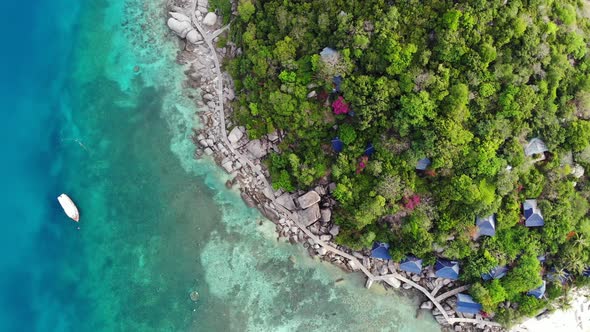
[378,264,388,275]
[329,225,340,237]
[245,139,267,159]
[572,164,585,178]
[226,88,235,101]
[221,161,233,173]
[203,12,217,26]
[421,301,434,310]
[228,126,244,144]
[328,182,337,193]
[319,234,332,242]
[320,209,331,222]
[203,147,213,155]
[186,29,203,44]
[298,191,321,209]
[298,203,321,226]
[167,18,193,38]
[402,282,412,290]
[411,275,421,282]
[276,193,296,211]
[317,247,327,255]
[382,275,401,288]
[348,259,360,271]
[307,91,317,98]
[169,12,191,22]
[267,131,279,142]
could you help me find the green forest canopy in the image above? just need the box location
[224,0,590,324]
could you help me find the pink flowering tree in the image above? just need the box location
[332,96,349,115]
[403,195,421,210]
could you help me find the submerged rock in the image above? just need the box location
[190,291,200,302]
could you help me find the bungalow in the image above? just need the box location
[584,267,590,277]
[399,256,423,274]
[435,259,460,280]
[523,199,544,227]
[527,280,546,299]
[456,294,483,314]
[333,75,343,93]
[364,143,375,157]
[476,215,496,237]
[524,138,549,157]
[547,269,570,285]
[371,242,391,260]
[416,157,431,171]
[482,266,508,281]
[331,137,344,153]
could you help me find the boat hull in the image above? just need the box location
[57,194,79,222]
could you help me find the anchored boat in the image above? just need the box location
[57,194,79,222]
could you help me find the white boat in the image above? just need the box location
[57,194,79,222]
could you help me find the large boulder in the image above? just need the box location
[276,193,296,211]
[186,29,203,44]
[297,190,321,209]
[298,203,320,226]
[203,12,217,26]
[169,12,191,22]
[245,139,267,159]
[167,18,193,38]
[228,126,244,144]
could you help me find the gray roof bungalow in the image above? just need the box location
[482,266,508,281]
[476,215,496,237]
[523,199,544,227]
[524,138,548,157]
[416,157,431,171]
[434,259,460,280]
[527,280,546,299]
[456,294,483,314]
[399,256,423,274]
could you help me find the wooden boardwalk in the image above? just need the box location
[179,4,501,329]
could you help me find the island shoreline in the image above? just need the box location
[165,1,508,330]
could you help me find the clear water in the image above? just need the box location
[0,0,439,331]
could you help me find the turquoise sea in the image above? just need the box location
[0,0,439,331]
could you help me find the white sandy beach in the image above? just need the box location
[511,289,590,332]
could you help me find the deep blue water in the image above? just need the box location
[0,1,440,331]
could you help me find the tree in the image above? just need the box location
[502,254,543,300]
[237,0,256,22]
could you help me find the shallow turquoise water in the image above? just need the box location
[0,0,439,331]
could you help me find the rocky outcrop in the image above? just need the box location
[297,190,321,209]
[228,126,244,144]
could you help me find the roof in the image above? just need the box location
[584,267,590,277]
[371,242,391,260]
[524,199,544,227]
[456,293,483,314]
[527,280,546,299]
[482,266,508,281]
[320,47,338,59]
[416,157,431,171]
[399,256,423,274]
[331,137,344,153]
[547,269,570,285]
[435,259,460,280]
[476,215,496,237]
[524,138,548,156]
[364,143,375,157]
[333,75,343,92]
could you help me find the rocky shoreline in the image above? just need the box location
[165,1,502,331]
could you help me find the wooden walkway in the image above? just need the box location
[179,4,501,329]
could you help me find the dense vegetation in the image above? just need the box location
[221,0,590,325]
